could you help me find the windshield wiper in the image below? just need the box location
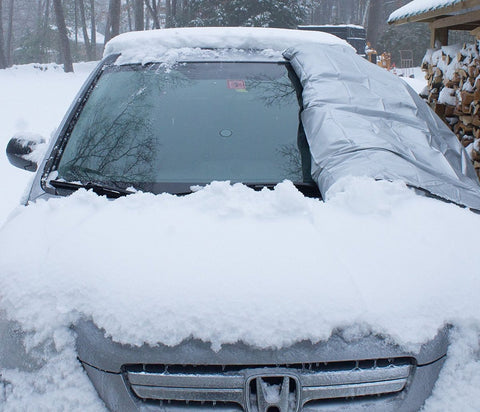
[49,179,133,198]
[244,182,322,198]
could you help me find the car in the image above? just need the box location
[4,27,480,411]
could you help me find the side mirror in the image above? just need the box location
[6,134,47,172]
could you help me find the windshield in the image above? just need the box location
[54,61,312,194]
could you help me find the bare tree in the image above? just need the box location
[134,0,144,31]
[104,0,121,45]
[5,0,13,66]
[53,0,74,72]
[78,0,93,60]
[362,0,371,27]
[144,0,160,29]
[366,0,385,48]
[40,0,52,63]
[0,0,8,69]
[126,0,132,31]
[90,0,96,59]
[171,0,177,25]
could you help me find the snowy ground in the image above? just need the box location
[0,62,479,411]
[0,62,98,227]
[397,66,427,94]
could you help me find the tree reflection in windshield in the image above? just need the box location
[247,75,297,108]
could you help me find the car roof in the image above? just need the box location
[104,26,352,65]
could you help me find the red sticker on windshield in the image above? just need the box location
[227,80,246,90]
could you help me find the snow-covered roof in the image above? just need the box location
[104,27,351,64]
[388,0,468,23]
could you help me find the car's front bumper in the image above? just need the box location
[75,320,448,411]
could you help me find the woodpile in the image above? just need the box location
[421,42,480,178]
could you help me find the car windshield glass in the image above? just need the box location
[55,61,312,193]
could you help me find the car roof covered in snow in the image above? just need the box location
[103,26,352,65]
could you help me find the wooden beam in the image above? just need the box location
[430,9,480,29]
[390,0,480,25]
[471,26,480,37]
[447,23,480,30]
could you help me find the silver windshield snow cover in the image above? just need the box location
[283,44,480,210]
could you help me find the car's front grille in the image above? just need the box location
[124,358,414,410]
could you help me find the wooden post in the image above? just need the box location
[471,26,480,39]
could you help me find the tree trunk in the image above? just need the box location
[366,0,384,48]
[105,0,121,46]
[53,0,74,72]
[6,0,13,66]
[74,0,78,45]
[171,0,177,25]
[111,0,121,38]
[39,0,51,63]
[78,0,92,60]
[90,0,96,59]
[145,0,161,29]
[362,0,371,27]
[126,0,132,31]
[166,0,172,27]
[0,0,8,69]
[134,0,144,31]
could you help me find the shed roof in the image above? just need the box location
[388,0,480,24]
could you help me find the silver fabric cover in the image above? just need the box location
[283,44,480,210]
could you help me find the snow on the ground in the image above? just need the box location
[398,66,427,93]
[0,62,97,227]
[0,62,479,411]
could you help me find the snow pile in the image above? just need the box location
[422,324,480,411]
[0,178,480,409]
[104,27,350,65]
[438,86,457,105]
[389,0,464,23]
[0,337,105,411]
[399,67,428,93]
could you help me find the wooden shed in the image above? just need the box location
[389,0,480,178]
[388,0,480,47]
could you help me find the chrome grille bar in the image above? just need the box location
[128,372,244,389]
[301,364,411,386]
[125,359,413,407]
[302,378,408,404]
[132,385,245,404]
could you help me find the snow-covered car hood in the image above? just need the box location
[1,179,479,351]
[284,44,480,210]
[1,178,480,410]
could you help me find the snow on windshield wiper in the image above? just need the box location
[243,182,322,197]
[49,179,133,198]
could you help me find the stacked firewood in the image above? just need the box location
[421,42,480,178]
